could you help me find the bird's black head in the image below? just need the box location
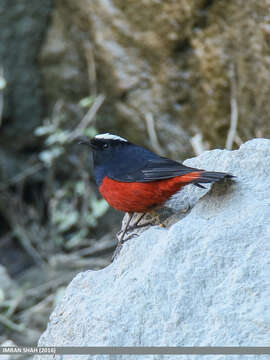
[79,133,131,185]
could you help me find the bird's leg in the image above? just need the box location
[116,212,134,238]
[127,212,155,231]
[119,212,134,243]
[116,212,145,238]
[112,212,134,261]
[132,213,146,228]
[119,213,154,243]
[112,212,157,261]
[117,212,134,245]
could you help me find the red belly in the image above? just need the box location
[99,173,201,213]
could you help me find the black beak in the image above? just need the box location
[78,139,91,146]
[76,137,97,150]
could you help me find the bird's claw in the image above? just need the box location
[126,220,155,232]
[112,232,140,262]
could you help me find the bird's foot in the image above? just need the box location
[122,232,140,243]
[111,242,122,262]
[112,213,155,262]
[159,222,166,228]
[181,204,191,213]
[112,233,140,262]
[116,212,153,238]
[126,220,155,232]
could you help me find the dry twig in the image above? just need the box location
[190,133,206,155]
[144,113,164,155]
[83,41,97,97]
[0,314,24,333]
[226,63,238,150]
[70,94,105,141]
[0,163,43,192]
[13,225,46,267]
[0,66,6,127]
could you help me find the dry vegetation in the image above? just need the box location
[0,93,119,345]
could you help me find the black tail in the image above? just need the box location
[194,171,234,189]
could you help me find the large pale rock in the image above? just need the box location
[36,139,270,359]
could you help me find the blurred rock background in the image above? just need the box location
[0,0,270,347]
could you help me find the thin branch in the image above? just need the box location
[0,89,3,127]
[25,273,74,297]
[0,66,6,127]
[83,41,97,97]
[144,113,164,155]
[0,314,25,333]
[13,225,46,267]
[190,133,206,155]
[0,163,43,192]
[226,63,238,150]
[70,93,105,140]
[234,134,243,146]
[20,294,55,317]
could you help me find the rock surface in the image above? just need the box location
[36,139,270,359]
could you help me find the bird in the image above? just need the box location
[79,133,233,250]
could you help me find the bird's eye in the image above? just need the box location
[103,143,109,149]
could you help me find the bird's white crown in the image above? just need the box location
[94,133,128,142]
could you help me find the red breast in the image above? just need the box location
[99,172,202,213]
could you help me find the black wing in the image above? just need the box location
[108,144,233,185]
[139,157,202,181]
[110,150,202,183]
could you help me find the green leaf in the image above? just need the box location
[0,76,7,90]
[45,131,69,145]
[39,147,64,166]
[79,96,94,108]
[83,127,98,138]
[90,198,109,218]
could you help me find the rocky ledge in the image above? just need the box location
[36,139,270,360]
